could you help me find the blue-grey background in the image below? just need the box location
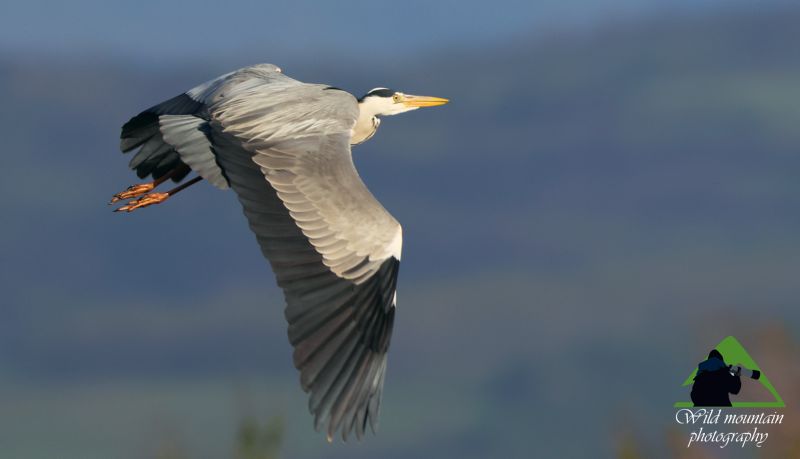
[2,1,799,457]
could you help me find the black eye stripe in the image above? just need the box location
[367,88,395,98]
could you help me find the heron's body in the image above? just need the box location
[111,64,447,441]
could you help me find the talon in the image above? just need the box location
[109,183,155,204]
[113,192,169,212]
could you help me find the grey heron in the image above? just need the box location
[110,63,448,441]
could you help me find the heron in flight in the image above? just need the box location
[110,64,448,441]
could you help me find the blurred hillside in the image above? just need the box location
[1,5,799,459]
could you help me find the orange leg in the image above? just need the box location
[114,176,203,213]
[108,165,190,204]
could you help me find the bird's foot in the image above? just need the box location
[114,192,170,212]
[109,183,155,204]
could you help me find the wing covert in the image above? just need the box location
[211,79,402,282]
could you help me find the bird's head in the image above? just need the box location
[357,88,449,117]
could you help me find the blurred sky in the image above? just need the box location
[2,0,800,458]
[1,0,789,62]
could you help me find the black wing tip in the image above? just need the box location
[119,93,206,153]
[286,257,399,442]
[310,357,387,443]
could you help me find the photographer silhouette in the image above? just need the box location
[691,349,741,407]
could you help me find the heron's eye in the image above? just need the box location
[392,94,400,103]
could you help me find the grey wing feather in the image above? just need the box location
[120,93,200,182]
[118,67,287,187]
[199,68,401,441]
[211,82,403,283]
[158,115,228,189]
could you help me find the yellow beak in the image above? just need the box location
[400,94,450,108]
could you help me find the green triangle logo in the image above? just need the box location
[674,336,785,408]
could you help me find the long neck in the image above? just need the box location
[351,113,379,145]
[351,98,384,145]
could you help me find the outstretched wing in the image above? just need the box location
[202,67,401,441]
[118,68,241,187]
[119,64,282,188]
